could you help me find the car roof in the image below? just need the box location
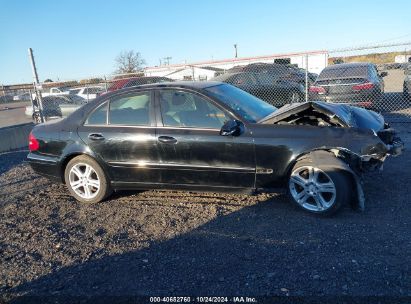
[99,81,224,99]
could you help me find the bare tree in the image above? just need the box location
[114,50,146,74]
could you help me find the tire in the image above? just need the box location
[32,112,42,124]
[64,155,112,204]
[288,157,351,216]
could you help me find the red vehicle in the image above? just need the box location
[107,76,173,92]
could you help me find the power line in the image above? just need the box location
[376,33,411,44]
[329,41,411,53]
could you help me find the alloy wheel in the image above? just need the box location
[68,163,100,199]
[289,166,336,212]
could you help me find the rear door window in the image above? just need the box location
[109,92,151,126]
[86,103,108,125]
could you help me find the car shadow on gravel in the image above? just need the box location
[1,145,410,302]
[7,191,409,302]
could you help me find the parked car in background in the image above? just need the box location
[212,70,305,107]
[31,87,71,100]
[122,76,173,88]
[229,63,317,86]
[0,95,13,103]
[25,95,86,120]
[27,82,403,215]
[107,76,174,93]
[403,64,411,99]
[309,62,387,108]
[69,86,105,101]
[13,92,31,101]
[107,78,138,92]
[45,87,72,97]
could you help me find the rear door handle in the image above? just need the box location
[158,136,177,144]
[88,133,105,141]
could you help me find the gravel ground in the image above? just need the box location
[0,127,410,303]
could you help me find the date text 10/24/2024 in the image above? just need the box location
[149,297,258,303]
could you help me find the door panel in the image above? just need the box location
[77,90,161,183]
[157,127,255,188]
[156,89,256,189]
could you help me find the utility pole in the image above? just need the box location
[163,57,172,65]
[234,44,238,58]
[305,54,309,102]
[28,48,45,123]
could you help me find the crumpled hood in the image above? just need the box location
[260,101,385,131]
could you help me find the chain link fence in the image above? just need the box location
[327,43,411,123]
[2,44,410,128]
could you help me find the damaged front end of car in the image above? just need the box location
[260,101,404,210]
[333,124,404,172]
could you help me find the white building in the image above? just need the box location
[144,50,329,81]
[394,54,411,63]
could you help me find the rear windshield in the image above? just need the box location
[318,65,368,80]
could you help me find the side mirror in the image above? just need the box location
[380,71,388,77]
[220,120,244,136]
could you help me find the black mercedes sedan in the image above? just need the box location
[27,82,403,215]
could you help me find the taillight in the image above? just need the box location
[352,82,374,91]
[309,86,326,94]
[28,132,40,151]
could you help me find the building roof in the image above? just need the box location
[145,50,328,71]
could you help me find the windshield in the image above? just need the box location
[318,65,368,79]
[204,84,277,123]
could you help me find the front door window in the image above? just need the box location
[159,90,229,129]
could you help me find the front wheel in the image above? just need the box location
[64,155,112,204]
[288,158,351,215]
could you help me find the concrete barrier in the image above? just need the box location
[0,123,34,153]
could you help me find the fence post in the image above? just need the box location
[305,54,309,102]
[104,76,108,92]
[28,48,45,123]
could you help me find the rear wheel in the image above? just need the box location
[288,158,350,215]
[64,155,112,204]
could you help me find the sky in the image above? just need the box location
[0,0,410,84]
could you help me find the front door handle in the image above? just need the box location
[158,136,177,144]
[88,133,105,141]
